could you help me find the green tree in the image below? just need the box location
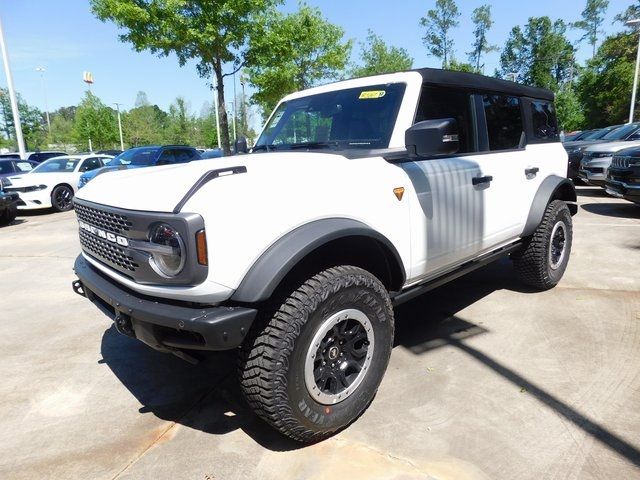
[555,86,585,131]
[576,32,637,126]
[0,89,46,150]
[499,17,576,91]
[420,0,461,68]
[123,91,167,146]
[72,92,118,150]
[446,59,477,73]
[90,0,279,156]
[614,1,640,27]
[166,97,192,144]
[468,5,498,72]
[246,4,352,118]
[351,30,413,78]
[572,0,609,58]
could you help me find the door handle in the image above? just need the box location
[525,167,539,178]
[472,175,493,186]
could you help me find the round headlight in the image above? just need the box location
[148,223,185,277]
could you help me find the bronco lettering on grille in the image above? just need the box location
[78,220,129,247]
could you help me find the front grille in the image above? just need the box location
[75,202,133,235]
[79,229,139,272]
[611,156,635,168]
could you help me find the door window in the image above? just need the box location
[156,150,177,165]
[483,95,523,151]
[414,86,477,153]
[530,100,559,141]
[80,157,103,172]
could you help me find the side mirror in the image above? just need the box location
[405,118,459,158]
[234,136,248,154]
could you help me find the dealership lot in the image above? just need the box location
[0,187,638,480]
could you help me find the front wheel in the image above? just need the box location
[51,185,74,212]
[238,266,394,442]
[512,200,573,290]
[0,204,17,225]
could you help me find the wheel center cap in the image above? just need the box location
[328,346,339,360]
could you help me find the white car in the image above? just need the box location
[72,68,576,442]
[7,154,112,211]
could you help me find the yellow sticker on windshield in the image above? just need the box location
[359,90,386,99]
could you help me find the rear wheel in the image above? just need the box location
[512,200,573,290]
[238,265,394,442]
[51,185,74,212]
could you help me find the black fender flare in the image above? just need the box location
[231,218,406,303]
[523,175,577,237]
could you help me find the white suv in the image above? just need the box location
[72,68,577,442]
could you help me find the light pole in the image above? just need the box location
[113,103,124,151]
[35,66,50,135]
[0,14,25,158]
[228,101,236,142]
[83,71,94,150]
[212,75,221,149]
[626,19,640,124]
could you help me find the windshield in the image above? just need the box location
[254,83,407,151]
[107,147,159,166]
[602,124,638,140]
[32,157,79,173]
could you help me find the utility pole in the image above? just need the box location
[228,102,236,142]
[232,70,237,141]
[240,71,247,138]
[113,103,124,151]
[212,75,221,149]
[0,14,25,158]
[35,67,51,135]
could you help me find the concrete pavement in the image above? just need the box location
[0,187,638,480]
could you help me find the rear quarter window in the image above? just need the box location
[530,100,559,142]
[483,95,523,151]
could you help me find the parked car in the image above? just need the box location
[565,124,640,181]
[0,151,67,163]
[0,159,38,178]
[200,148,224,159]
[71,68,576,442]
[78,145,202,188]
[6,154,112,212]
[0,177,19,225]
[96,149,123,156]
[605,147,640,204]
[579,132,640,187]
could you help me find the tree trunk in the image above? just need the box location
[213,58,232,156]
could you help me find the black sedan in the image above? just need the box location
[0,177,18,225]
[0,159,38,178]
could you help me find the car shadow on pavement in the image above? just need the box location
[99,326,304,452]
[575,186,608,198]
[394,261,640,468]
[581,202,640,219]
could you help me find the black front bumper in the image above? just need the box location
[0,191,19,210]
[605,178,640,204]
[73,255,257,353]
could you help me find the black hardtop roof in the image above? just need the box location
[414,68,555,102]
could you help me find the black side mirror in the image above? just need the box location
[235,136,248,154]
[405,118,459,158]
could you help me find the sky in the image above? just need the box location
[0,0,634,130]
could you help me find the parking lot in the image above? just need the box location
[0,186,638,480]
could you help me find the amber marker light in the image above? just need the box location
[196,230,208,265]
[393,187,405,201]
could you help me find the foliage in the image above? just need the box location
[468,5,499,73]
[72,91,118,150]
[446,59,477,73]
[614,0,640,27]
[90,0,279,155]
[246,4,352,118]
[555,86,585,131]
[576,32,637,126]
[572,0,609,58]
[351,30,413,78]
[0,88,46,150]
[499,17,576,91]
[420,0,460,67]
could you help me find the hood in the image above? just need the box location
[584,139,640,153]
[75,152,353,212]
[563,139,608,150]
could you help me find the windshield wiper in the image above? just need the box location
[251,144,277,153]
[288,141,340,150]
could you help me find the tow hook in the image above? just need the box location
[114,313,136,338]
[72,280,85,297]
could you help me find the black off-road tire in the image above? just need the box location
[51,185,74,212]
[238,265,394,443]
[512,200,573,290]
[0,204,17,225]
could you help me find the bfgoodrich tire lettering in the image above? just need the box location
[512,200,573,290]
[238,265,394,442]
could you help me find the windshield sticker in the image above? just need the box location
[359,90,386,100]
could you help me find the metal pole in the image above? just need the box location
[229,102,236,141]
[630,33,640,123]
[36,67,50,134]
[114,103,124,151]
[232,71,237,141]
[0,15,25,158]
[212,75,221,149]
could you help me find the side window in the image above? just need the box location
[530,100,559,141]
[414,86,476,153]
[483,95,523,151]
[80,157,102,172]
[15,161,34,172]
[174,149,196,163]
[156,150,176,165]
